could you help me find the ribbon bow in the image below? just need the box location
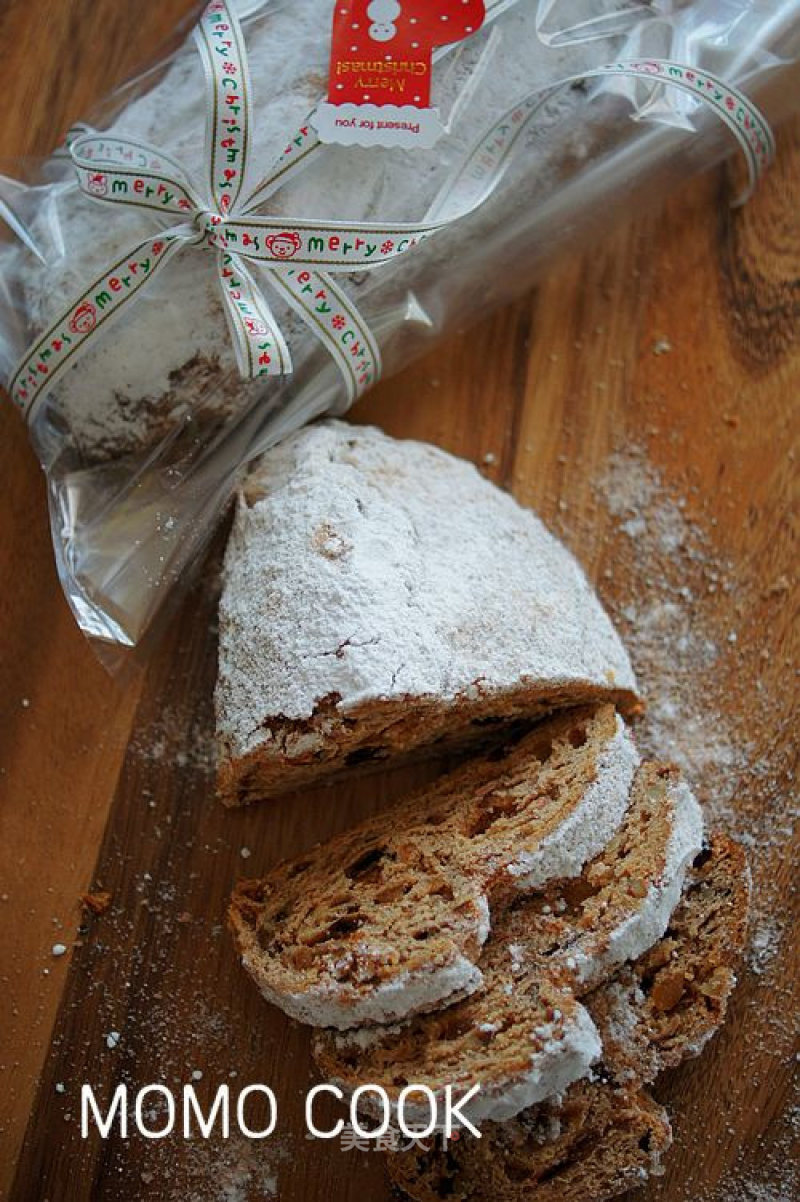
[13,0,432,417]
[9,0,774,422]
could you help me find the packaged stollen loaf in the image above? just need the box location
[1,1,799,649]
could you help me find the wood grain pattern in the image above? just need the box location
[0,2,797,1200]
[0,1,198,1191]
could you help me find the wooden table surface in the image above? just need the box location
[0,2,798,1200]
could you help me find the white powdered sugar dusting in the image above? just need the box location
[216,420,636,761]
[588,444,796,981]
[509,713,640,888]
[440,1004,603,1127]
[250,951,485,1032]
[574,439,798,1202]
[342,1002,603,1128]
[592,446,753,818]
[570,777,704,989]
[600,979,646,1052]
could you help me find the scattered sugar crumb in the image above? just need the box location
[128,704,217,773]
[747,916,786,977]
[582,440,798,1202]
[180,1133,288,1202]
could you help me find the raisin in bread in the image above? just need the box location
[386,835,748,1202]
[216,421,638,804]
[588,833,750,1083]
[312,763,703,1124]
[228,705,639,1028]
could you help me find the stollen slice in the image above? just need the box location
[385,834,748,1202]
[216,420,638,805]
[587,832,750,1083]
[386,1080,671,1202]
[313,762,703,1123]
[229,704,639,1029]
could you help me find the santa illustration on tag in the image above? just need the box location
[314,0,486,148]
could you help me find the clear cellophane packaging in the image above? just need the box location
[1,0,799,651]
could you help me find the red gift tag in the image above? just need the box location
[314,1,486,148]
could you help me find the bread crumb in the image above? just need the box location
[81,890,112,916]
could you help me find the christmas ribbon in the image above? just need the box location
[425,57,774,224]
[11,1,385,418]
[9,0,774,423]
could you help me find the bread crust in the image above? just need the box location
[216,422,639,805]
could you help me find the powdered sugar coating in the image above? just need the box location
[245,949,485,1031]
[463,1004,602,1126]
[216,421,637,762]
[244,893,491,1030]
[509,714,639,889]
[569,777,704,988]
[336,1003,603,1127]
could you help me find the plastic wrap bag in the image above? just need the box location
[1,0,799,650]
